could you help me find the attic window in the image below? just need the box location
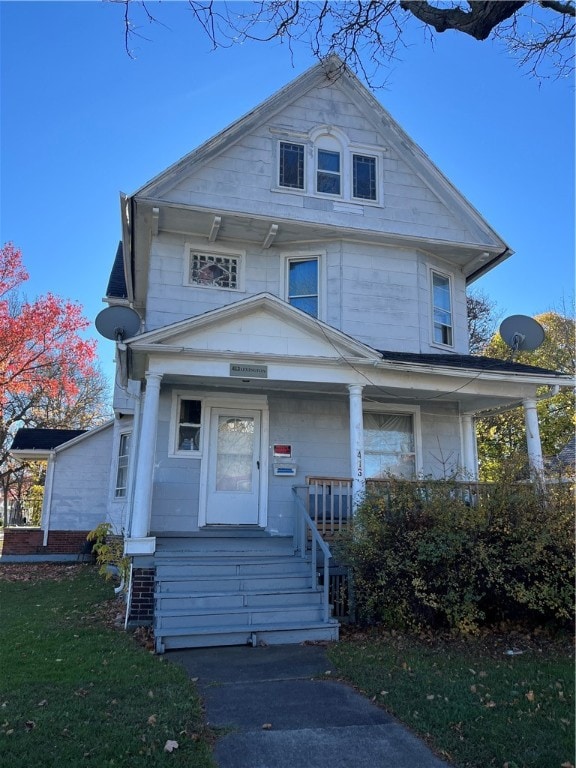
[352,154,376,200]
[189,252,239,290]
[279,142,304,189]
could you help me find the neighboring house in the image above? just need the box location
[9,56,571,649]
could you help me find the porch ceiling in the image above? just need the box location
[159,372,532,415]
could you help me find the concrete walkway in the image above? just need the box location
[169,644,452,768]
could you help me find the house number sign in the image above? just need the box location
[230,364,268,378]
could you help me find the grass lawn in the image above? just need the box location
[0,564,215,768]
[329,626,575,768]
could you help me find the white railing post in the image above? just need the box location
[523,398,544,480]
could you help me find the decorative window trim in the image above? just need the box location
[279,251,325,321]
[272,129,383,206]
[362,403,422,477]
[184,243,245,292]
[430,268,454,349]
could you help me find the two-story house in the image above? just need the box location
[12,56,569,651]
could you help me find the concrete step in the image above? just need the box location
[156,621,339,652]
[155,534,295,557]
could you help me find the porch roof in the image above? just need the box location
[377,350,561,377]
[10,428,87,459]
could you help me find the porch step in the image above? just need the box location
[152,533,339,651]
[156,621,340,652]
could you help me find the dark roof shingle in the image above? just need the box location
[105,241,128,299]
[11,428,86,451]
[377,350,561,376]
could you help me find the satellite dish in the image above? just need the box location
[95,305,141,341]
[499,315,545,353]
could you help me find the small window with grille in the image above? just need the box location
[188,252,239,290]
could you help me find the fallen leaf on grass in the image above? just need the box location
[24,720,36,731]
[525,690,535,702]
[164,740,179,752]
[147,714,157,726]
[37,700,48,707]
[560,762,574,768]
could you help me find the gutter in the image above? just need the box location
[467,245,512,284]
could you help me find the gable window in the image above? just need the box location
[352,154,377,200]
[189,252,239,290]
[364,412,416,479]
[177,399,202,453]
[287,257,318,318]
[317,149,341,195]
[115,432,131,498]
[279,142,304,189]
[432,271,453,346]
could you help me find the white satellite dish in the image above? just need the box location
[499,314,545,353]
[95,305,141,342]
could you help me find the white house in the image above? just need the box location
[12,56,570,650]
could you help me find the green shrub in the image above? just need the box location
[337,470,575,633]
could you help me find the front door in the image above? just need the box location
[205,408,262,525]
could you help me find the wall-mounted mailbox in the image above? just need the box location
[273,462,297,477]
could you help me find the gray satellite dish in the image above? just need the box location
[95,305,141,341]
[499,314,545,353]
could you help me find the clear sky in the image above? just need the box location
[1,1,574,383]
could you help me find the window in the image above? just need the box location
[364,413,416,479]
[177,399,202,452]
[287,257,318,317]
[189,252,239,290]
[115,432,131,498]
[352,154,376,200]
[317,149,341,195]
[279,142,304,189]
[432,271,453,346]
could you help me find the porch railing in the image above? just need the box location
[291,485,332,623]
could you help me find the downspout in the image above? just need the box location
[42,451,56,547]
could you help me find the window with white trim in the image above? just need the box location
[363,412,416,479]
[115,432,131,498]
[317,149,341,195]
[352,154,377,200]
[188,252,239,290]
[279,142,305,189]
[176,398,202,453]
[286,257,319,318]
[431,271,453,346]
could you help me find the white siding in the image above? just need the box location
[49,426,113,532]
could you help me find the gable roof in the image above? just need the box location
[11,428,86,452]
[127,292,381,361]
[130,55,509,278]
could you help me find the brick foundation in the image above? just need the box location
[127,567,155,626]
[0,528,93,557]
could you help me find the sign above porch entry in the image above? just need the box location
[230,364,268,378]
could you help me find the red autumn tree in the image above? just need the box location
[0,243,107,523]
[0,243,96,403]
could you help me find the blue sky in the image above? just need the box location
[1,1,574,383]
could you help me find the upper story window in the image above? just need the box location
[275,128,381,204]
[352,154,377,201]
[317,149,341,195]
[431,271,453,346]
[187,249,241,291]
[279,142,304,189]
[115,432,131,499]
[287,257,318,318]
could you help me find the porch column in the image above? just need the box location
[523,398,544,480]
[348,384,365,510]
[460,414,478,481]
[127,372,162,553]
